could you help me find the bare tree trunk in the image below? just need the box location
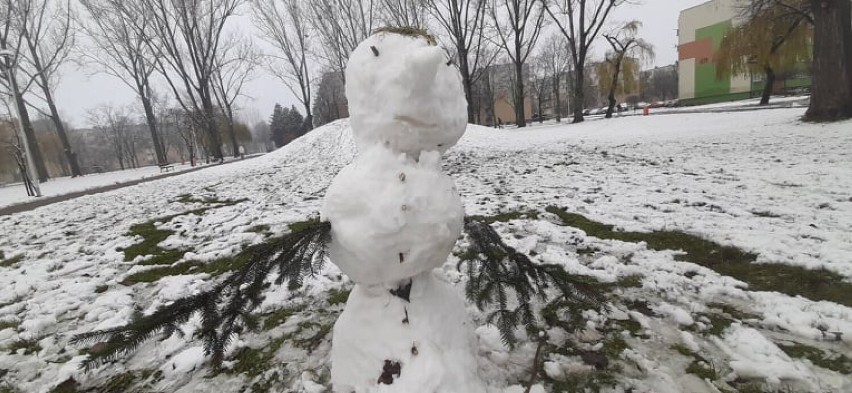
[573,65,585,123]
[201,93,224,161]
[13,88,49,181]
[43,94,81,177]
[514,55,527,127]
[554,86,562,122]
[605,58,623,118]
[21,1,81,177]
[227,112,239,158]
[804,0,852,121]
[760,66,775,105]
[141,94,167,165]
[458,45,476,123]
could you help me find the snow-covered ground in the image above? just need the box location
[0,163,195,208]
[0,109,850,392]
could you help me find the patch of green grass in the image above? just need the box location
[226,329,295,378]
[124,197,247,264]
[671,344,694,357]
[123,222,176,262]
[697,312,735,337]
[175,194,246,205]
[229,346,275,378]
[546,206,852,307]
[47,379,78,393]
[685,360,718,380]
[576,246,599,255]
[293,321,333,354]
[707,303,759,322]
[0,384,21,393]
[613,318,644,337]
[262,304,306,331]
[120,262,203,285]
[0,296,22,310]
[751,210,781,218]
[692,304,759,337]
[194,253,251,277]
[615,274,644,288]
[123,250,256,285]
[0,320,19,331]
[467,209,540,225]
[98,372,138,393]
[7,339,41,355]
[778,342,852,374]
[671,344,718,381]
[600,335,629,359]
[0,254,24,268]
[327,288,351,305]
[547,371,618,393]
[249,371,284,393]
[136,249,186,266]
[94,285,109,294]
[246,224,270,234]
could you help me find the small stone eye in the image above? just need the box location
[371,46,379,56]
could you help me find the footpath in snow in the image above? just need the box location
[0,109,850,393]
[0,163,196,209]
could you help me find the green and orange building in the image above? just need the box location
[678,0,811,105]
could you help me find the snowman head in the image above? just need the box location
[345,28,467,157]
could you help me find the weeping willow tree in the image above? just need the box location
[597,21,653,118]
[715,3,812,105]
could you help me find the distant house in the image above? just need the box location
[474,63,534,126]
[677,0,812,105]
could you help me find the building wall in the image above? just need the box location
[678,0,751,104]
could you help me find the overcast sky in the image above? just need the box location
[54,0,708,129]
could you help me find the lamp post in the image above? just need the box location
[0,49,41,197]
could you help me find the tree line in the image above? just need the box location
[3,0,851,184]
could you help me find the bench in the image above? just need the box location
[159,164,175,173]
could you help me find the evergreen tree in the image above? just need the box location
[269,104,289,148]
[284,105,306,142]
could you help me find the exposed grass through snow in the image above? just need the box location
[545,206,852,307]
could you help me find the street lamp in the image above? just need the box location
[0,49,41,197]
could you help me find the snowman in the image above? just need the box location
[321,29,486,393]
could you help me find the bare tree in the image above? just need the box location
[308,0,378,78]
[79,0,168,166]
[88,105,134,170]
[538,34,570,122]
[600,21,652,118]
[490,0,546,127]
[251,0,315,130]
[13,0,81,176]
[382,0,428,27]
[212,37,258,158]
[528,55,549,122]
[429,0,496,123]
[135,0,243,162]
[543,0,625,123]
[0,3,48,181]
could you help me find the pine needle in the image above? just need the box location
[71,218,332,370]
[462,216,606,347]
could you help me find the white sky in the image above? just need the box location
[54,0,709,128]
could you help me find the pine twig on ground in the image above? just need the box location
[461,216,606,347]
[71,218,331,370]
